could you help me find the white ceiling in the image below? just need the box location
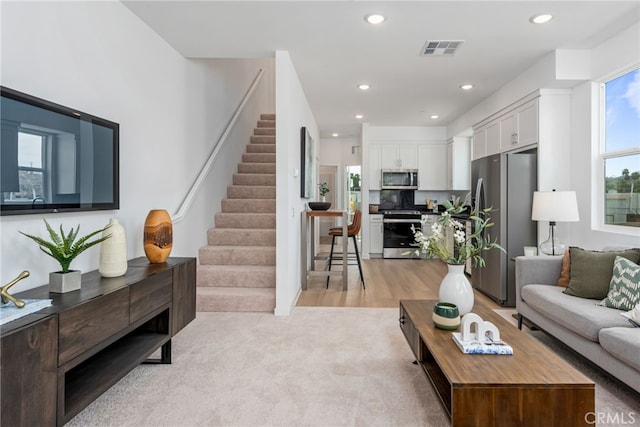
[123,1,640,138]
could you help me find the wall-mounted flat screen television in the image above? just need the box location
[1,86,119,215]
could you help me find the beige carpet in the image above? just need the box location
[66,307,639,427]
[67,307,446,427]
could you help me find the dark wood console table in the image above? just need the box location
[0,257,196,426]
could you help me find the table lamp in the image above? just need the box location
[531,190,580,256]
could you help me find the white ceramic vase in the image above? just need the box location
[438,263,474,315]
[99,218,128,277]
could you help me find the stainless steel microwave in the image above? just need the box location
[381,169,418,189]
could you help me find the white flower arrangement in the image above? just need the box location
[412,197,505,266]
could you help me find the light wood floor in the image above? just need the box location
[297,246,502,310]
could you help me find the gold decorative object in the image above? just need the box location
[1,271,29,308]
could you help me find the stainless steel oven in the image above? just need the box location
[382,210,423,258]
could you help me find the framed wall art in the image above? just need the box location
[300,126,313,198]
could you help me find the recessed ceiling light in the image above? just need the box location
[357,84,371,90]
[332,133,339,137]
[365,14,385,25]
[529,13,553,24]
[355,114,364,119]
[460,84,474,90]
[429,115,439,119]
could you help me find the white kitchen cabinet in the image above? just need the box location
[380,145,397,169]
[380,143,417,169]
[447,137,470,191]
[486,122,500,156]
[500,98,539,151]
[369,214,383,256]
[368,143,382,190]
[397,145,417,169]
[417,144,448,190]
[472,128,486,160]
[499,113,517,150]
[516,99,539,146]
[474,96,541,159]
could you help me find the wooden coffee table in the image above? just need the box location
[399,299,594,427]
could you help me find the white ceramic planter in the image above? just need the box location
[438,264,474,315]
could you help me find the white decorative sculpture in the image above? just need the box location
[460,313,501,344]
[452,312,513,354]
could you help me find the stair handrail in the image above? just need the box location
[172,68,265,223]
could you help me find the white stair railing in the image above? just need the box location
[172,68,265,223]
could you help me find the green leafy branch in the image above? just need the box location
[20,219,111,273]
[411,196,505,266]
[318,182,330,196]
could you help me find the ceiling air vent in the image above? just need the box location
[421,40,464,56]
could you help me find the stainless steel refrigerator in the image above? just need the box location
[470,149,537,306]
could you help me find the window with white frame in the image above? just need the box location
[601,67,640,228]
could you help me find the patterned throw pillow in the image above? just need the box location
[598,256,640,311]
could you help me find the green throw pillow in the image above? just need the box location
[563,247,640,300]
[598,257,640,311]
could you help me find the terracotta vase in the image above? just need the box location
[143,209,172,263]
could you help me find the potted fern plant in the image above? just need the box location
[20,219,111,293]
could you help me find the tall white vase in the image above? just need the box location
[439,263,474,315]
[99,218,127,277]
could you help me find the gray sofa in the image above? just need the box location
[515,256,640,393]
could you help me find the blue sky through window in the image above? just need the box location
[605,68,640,177]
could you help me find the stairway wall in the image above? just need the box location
[273,51,321,315]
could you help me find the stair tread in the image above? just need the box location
[196,288,275,312]
[197,287,275,295]
[198,264,275,271]
[209,227,275,232]
[216,212,276,216]
[234,172,276,175]
[200,245,275,249]
[238,162,276,166]
[197,264,276,288]
[222,198,275,202]
[228,184,276,188]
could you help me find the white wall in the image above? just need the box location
[180,57,275,259]
[318,136,362,211]
[274,51,319,315]
[0,1,274,292]
[447,21,640,251]
[569,23,640,249]
[319,136,362,168]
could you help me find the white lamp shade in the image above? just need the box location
[531,191,579,222]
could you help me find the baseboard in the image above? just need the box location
[274,286,301,316]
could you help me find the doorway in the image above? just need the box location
[319,165,338,243]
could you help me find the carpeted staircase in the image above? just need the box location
[196,114,276,312]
